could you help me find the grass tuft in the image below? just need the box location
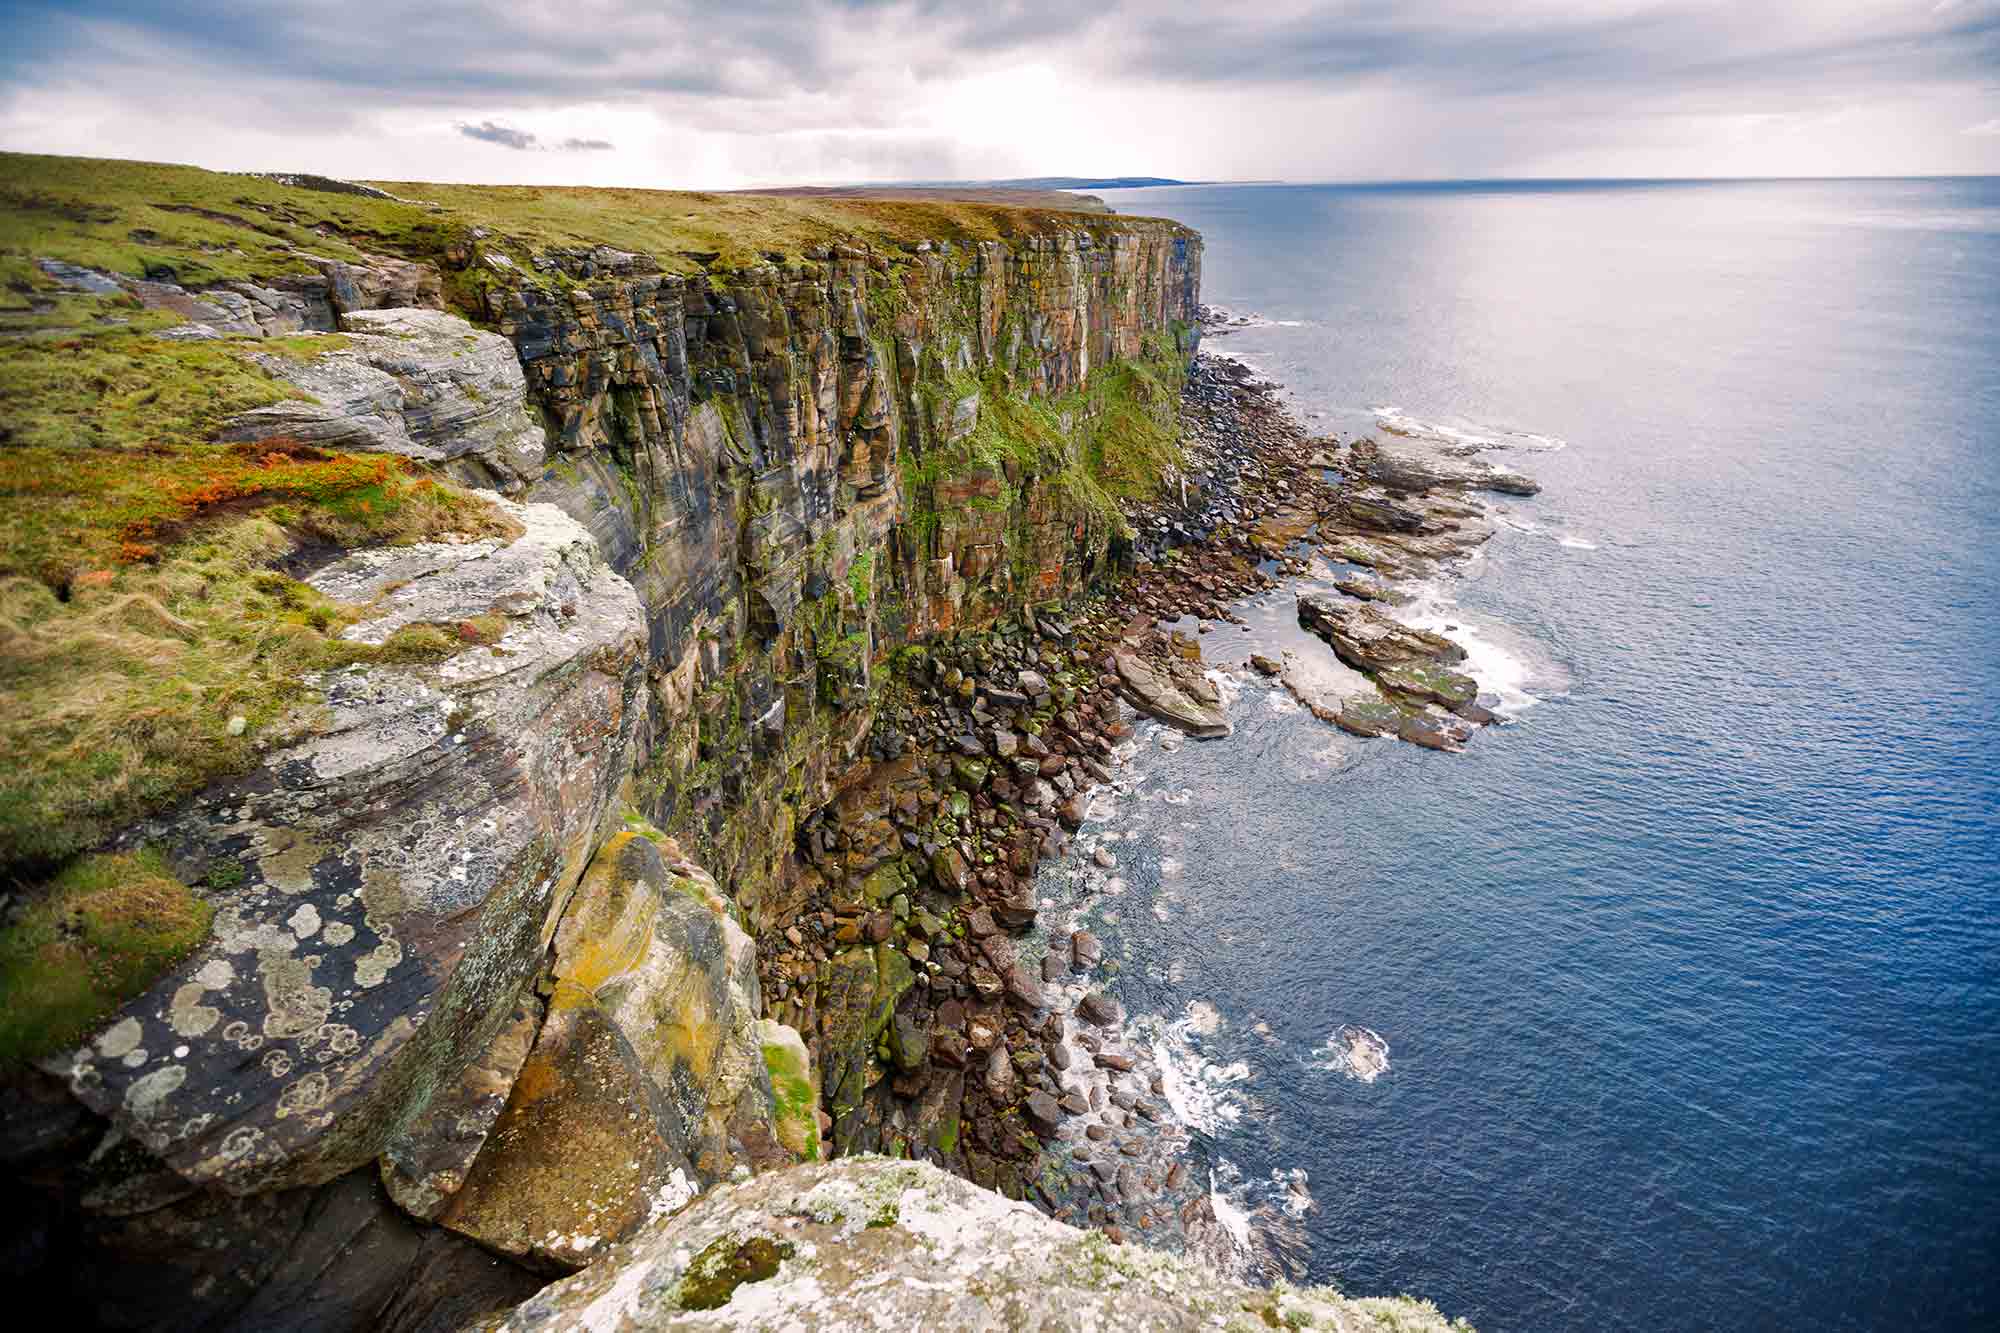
[0,848,214,1067]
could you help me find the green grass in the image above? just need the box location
[0,848,213,1067]
[0,515,516,876]
[0,152,1191,300]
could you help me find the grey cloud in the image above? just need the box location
[458,120,538,150]
[6,1,1993,112]
[454,121,616,152]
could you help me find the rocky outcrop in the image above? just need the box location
[1112,642,1231,738]
[51,498,647,1198]
[36,248,445,341]
[479,1157,1469,1331]
[224,309,547,493]
[1361,437,1539,496]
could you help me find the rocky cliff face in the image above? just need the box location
[5,189,1206,1329]
[489,225,1200,926]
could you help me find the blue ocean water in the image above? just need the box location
[1087,179,2000,1331]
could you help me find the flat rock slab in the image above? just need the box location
[1112,649,1230,739]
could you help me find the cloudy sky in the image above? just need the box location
[3,1,1997,186]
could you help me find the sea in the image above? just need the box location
[1070,178,2000,1331]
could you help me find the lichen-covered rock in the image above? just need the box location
[479,1157,1472,1332]
[222,308,546,492]
[51,499,646,1197]
[434,828,800,1270]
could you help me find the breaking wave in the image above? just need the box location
[1374,405,1568,454]
[1308,1023,1392,1083]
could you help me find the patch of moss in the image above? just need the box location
[762,1038,821,1163]
[675,1234,795,1312]
[0,848,213,1066]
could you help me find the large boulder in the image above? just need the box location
[1112,648,1230,739]
[818,946,915,1151]
[436,830,802,1271]
[477,1157,1471,1331]
[49,499,647,1198]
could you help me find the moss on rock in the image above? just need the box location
[0,848,213,1067]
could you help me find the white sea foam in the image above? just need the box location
[1558,535,1599,550]
[1136,1008,1252,1135]
[1373,405,1567,454]
[1391,579,1546,715]
[1209,1172,1255,1250]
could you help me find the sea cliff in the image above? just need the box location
[0,154,1490,1330]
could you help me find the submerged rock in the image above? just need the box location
[478,1157,1471,1331]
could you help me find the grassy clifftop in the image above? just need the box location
[0,151,1176,295]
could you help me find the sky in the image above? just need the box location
[1,1,1997,186]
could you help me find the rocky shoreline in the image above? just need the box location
[764,311,1542,1260]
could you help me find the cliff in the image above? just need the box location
[0,154,1232,1327]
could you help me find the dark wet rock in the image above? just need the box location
[1071,931,1104,972]
[1077,994,1124,1028]
[1398,712,1475,752]
[1024,1091,1064,1136]
[1248,653,1283,676]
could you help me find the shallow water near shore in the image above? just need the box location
[1086,178,2000,1330]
